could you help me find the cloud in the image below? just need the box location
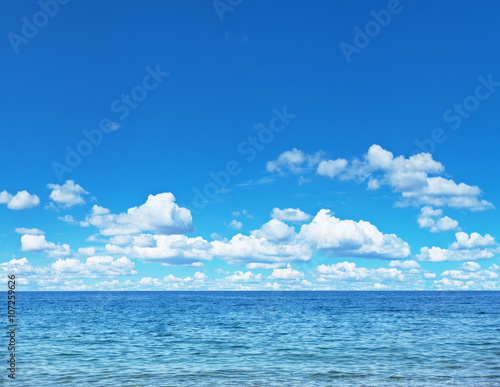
[194,272,207,280]
[211,210,410,264]
[0,258,35,275]
[251,219,296,242]
[47,180,89,208]
[78,247,96,256]
[0,190,13,203]
[388,260,421,269]
[450,232,496,249]
[20,234,71,258]
[316,159,348,178]
[211,219,312,265]
[225,271,262,282]
[86,193,193,235]
[300,209,410,259]
[246,262,286,269]
[460,261,482,272]
[271,207,311,222]
[0,190,40,210]
[15,227,44,235]
[267,145,494,212]
[268,264,304,280]
[58,214,89,227]
[418,232,497,262]
[266,148,324,174]
[316,261,405,282]
[52,256,136,277]
[417,206,458,233]
[417,246,494,262]
[434,264,499,290]
[106,234,212,265]
[228,220,243,230]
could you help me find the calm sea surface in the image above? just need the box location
[10,291,500,386]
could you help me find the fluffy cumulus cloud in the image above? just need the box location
[266,148,324,174]
[316,262,405,282]
[434,262,500,290]
[267,145,494,212]
[21,234,71,258]
[47,180,89,208]
[450,232,496,249]
[317,158,348,178]
[228,220,243,230]
[52,256,137,277]
[225,271,262,282]
[86,193,193,235]
[300,209,410,259]
[210,211,410,265]
[268,264,304,280]
[105,234,212,265]
[0,190,40,210]
[271,207,311,222]
[418,231,497,262]
[15,227,44,235]
[388,260,421,269]
[417,206,458,233]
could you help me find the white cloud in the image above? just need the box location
[0,191,13,203]
[211,226,312,263]
[194,272,207,280]
[268,264,304,280]
[86,193,193,235]
[52,256,136,277]
[78,247,96,256]
[418,232,497,262]
[15,227,44,235]
[417,206,458,233]
[0,258,34,274]
[106,234,212,265]
[417,246,494,262]
[460,261,481,272]
[317,159,348,178]
[266,148,324,174]
[47,180,89,208]
[388,260,421,269]
[271,207,311,222]
[58,214,89,227]
[20,234,71,258]
[1,190,40,210]
[450,232,495,249]
[246,262,286,269]
[211,210,410,264]
[228,220,243,230]
[251,219,296,242]
[299,209,410,259]
[268,145,494,212]
[225,271,262,282]
[316,261,405,282]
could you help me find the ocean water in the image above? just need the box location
[11,291,500,386]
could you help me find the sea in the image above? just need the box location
[10,291,500,386]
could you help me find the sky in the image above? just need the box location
[1,0,499,290]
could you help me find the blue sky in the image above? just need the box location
[1,0,499,290]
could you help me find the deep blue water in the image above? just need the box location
[8,291,500,386]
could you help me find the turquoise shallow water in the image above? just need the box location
[10,291,500,386]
